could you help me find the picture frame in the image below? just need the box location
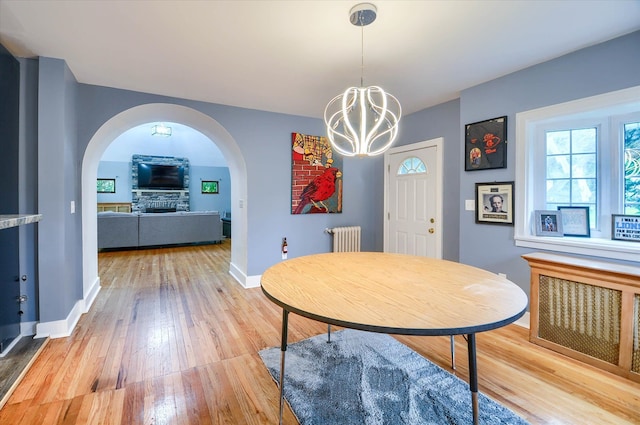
[557,206,590,237]
[465,116,507,171]
[535,210,563,236]
[201,180,219,194]
[475,181,514,225]
[97,178,115,193]
[611,214,640,242]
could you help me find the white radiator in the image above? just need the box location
[327,226,361,252]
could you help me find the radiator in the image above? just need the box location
[327,226,361,252]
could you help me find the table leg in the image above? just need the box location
[467,333,479,425]
[278,309,289,425]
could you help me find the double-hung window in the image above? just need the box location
[515,85,640,261]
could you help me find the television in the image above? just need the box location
[137,163,185,190]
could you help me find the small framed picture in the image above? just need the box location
[465,116,507,171]
[535,210,563,236]
[201,180,219,194]
[97,178,116,193]
[475,181,514,225]
[557,206,590,237]
[611,214,640,242]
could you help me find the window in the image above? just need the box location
[397,157,426,175]
[515,85,640,262]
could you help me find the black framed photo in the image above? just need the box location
[201,180,219,194]
[612,214,640,242]
[475,181,514,225]
[557,206,590,237]
[97,178,115,193]
[535,210,563,236]
[465,116,507,171]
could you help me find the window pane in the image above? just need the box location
[624,122,640,214]
[547,131,570,154]
[547,155,570,178]
[571,179,596,203]
[547,179,570,203]
[572,128,596,153]
[397,157,426,175]
[571,154,596,178]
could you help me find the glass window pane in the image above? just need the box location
[397,157,426,175]
[571,154,596,178]
[547,131,570,154]
[547,179,570,203]
[624,122,640,214]
[571,179,596,203]
[547,155,571,178]
[572,128,596,153]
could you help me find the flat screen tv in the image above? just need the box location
[137,163,185,190]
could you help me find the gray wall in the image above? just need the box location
[457,31,640,299]
[18,30,640,326]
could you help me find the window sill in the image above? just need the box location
[514,235,640,263]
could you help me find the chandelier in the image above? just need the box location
[324,3,401,157]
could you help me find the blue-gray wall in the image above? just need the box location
[17,30,640,326]
[97,161,233,214]
[457,31,640,298]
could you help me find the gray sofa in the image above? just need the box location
[98,211,223,249]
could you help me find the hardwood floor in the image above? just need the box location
[1,241,638,424]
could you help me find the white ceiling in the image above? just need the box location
[1,1,639,119]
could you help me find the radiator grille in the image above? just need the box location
[633,294,640,373]
[538,275,621,364]
[330,226,361,252]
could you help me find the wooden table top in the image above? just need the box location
[261,252,528,336]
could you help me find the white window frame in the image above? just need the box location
[515,85,640,262]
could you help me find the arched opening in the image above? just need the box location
[81,104,249,308]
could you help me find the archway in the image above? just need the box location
[81,104,248,308]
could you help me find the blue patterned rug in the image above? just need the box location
[259,329,529,425]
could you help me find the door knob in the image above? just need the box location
[428,228,435,234]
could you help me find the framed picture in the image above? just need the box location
[97,178,115,193]
[557,206,590,237]
[611,214,640,242]
[535,210,563,236]
[201,180,219,194]
[475,181,514,225]
[465,116,507,171]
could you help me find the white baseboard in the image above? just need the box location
[229,262,261,288]
[35,299,84,339]
[83,276,101,313]
[514,311,530,329]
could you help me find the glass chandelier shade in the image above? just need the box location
[323,3,402,157]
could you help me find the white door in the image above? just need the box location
[384,139,442,258]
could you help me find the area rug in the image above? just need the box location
[259,329,529,425]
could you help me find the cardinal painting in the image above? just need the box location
[291,133,343,214]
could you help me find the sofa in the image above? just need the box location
[98,211,223,249]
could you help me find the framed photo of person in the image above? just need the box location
[557,206,590,237]
[475,181,514,225]
[465,116,507,171]
[535,210,563,236]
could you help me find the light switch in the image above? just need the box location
[465,199,475,211]
[70,201,76,214]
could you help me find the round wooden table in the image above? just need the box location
[261,252,528,424]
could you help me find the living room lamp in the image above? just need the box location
[324,3,402,157]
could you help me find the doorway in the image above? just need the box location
[81,104,249,311]
[384,138,443,258]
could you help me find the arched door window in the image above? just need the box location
[397,157,427,175]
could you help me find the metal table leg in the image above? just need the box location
[467,333,479,425]
[278,309,289,425]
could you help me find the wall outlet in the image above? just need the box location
[498,273,507,278]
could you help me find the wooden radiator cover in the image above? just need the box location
[522,252,640,383]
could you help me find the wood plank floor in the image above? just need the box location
[1,241,638,424]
